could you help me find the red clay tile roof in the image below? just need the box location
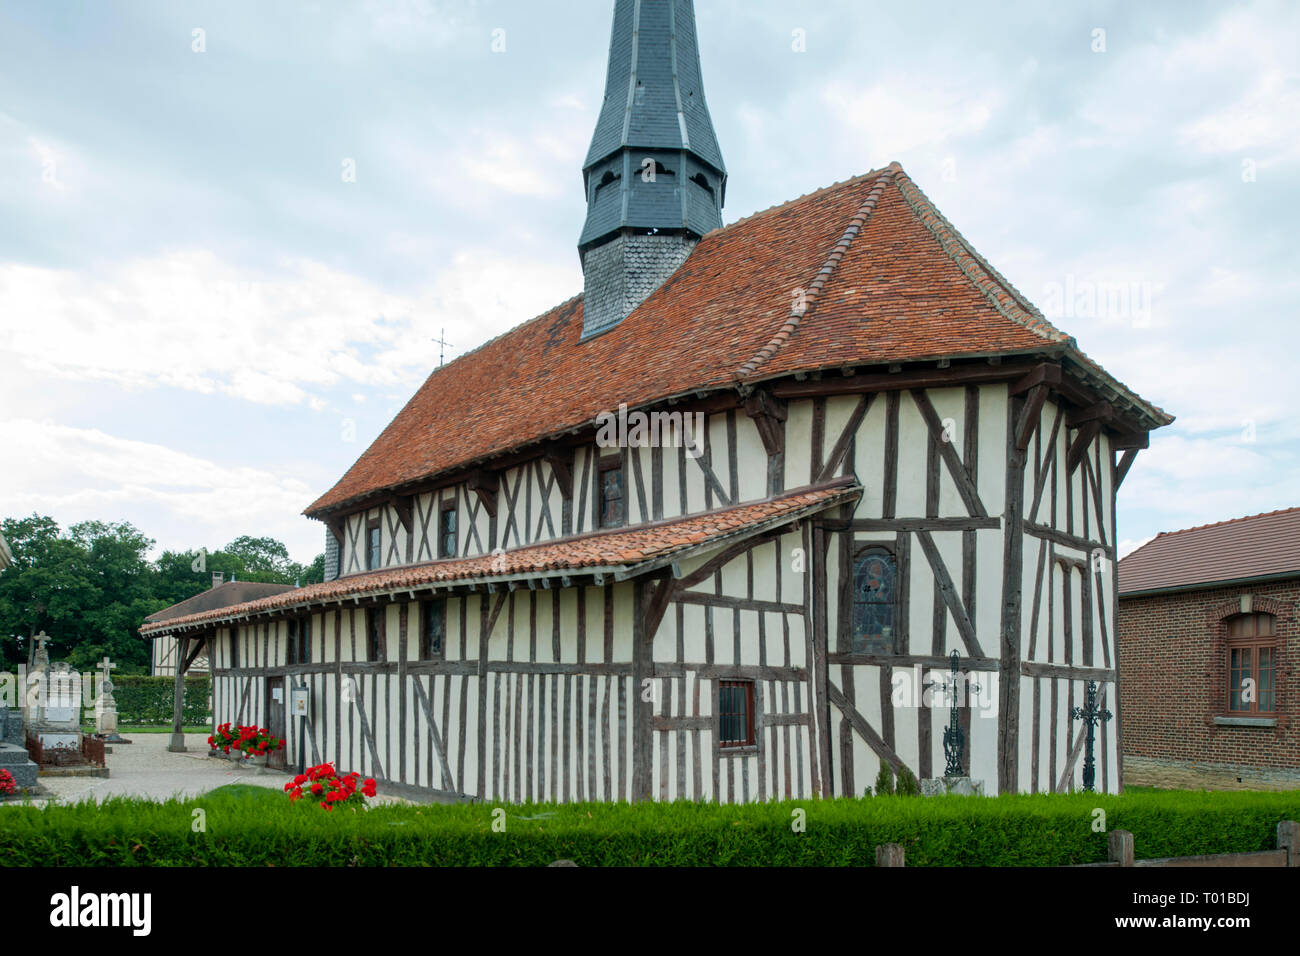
[1118,506,1300,595]
[144,481,860,635]
[307,162,1170,516]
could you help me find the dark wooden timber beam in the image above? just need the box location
[1066,421,1103,474]
[1115,448,1140,489]
[542,443,574,500]
[466,469,499,518]
[181,635,207,673]
[1112,430,1149,450]
[392,495,413,534]
[325,516,346,547]
[168,636,190,753]
[1014,383,1049,451]
[743,389,788,458]
[642,571,675,641]
[770,362,1029,398]
[1009,362,1062,396]
[1066,401,1115,428]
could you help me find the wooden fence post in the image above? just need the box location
[1278,821,1299,868]
[875,843,906,867]
[1108,829,1134,867]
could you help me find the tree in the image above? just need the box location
[300,552,326,586]
[223,536,294,579]
[0,515,162,672]
[0,515,318,674]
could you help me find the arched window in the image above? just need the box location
[852,547,897,653]
[1226,612,1277,715]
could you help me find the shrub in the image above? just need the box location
[896,765,921,797]
[0,769,15,798]
[0,789,1297,867]
[875,762,894,796]
[108,675,211,725]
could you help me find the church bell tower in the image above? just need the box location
[578,0,727,340]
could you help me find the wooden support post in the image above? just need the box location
[1108,829,1134,867]
[875,843,906,867]
[1278,820,1299,867]
[168,635,190,752]
[1115,448,1139,489]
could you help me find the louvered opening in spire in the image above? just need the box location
[579,0,727,340]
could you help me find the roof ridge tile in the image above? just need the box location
[890,167,1072,347]
[735,168,894,379]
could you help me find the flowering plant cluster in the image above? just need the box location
[284,762,377,811]
[208,722,285,759]
[209,722,240,753]
[0,768,17,797]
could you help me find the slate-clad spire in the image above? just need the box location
[579,0,727,340]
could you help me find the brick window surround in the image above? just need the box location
[1205,597,1291,726]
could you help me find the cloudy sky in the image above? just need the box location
[1,0,1295,565]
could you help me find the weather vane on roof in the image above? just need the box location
[432,328,453,367]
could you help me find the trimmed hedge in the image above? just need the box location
[105,675,211,726]
[1,786,1297,866]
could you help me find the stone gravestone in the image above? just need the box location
[24,653,85,754]
[0,705,39,792]
[94,656,121,739]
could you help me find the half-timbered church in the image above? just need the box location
[143,0,1172,802]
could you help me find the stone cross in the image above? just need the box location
[29,630,52,677]
[1070,680,1112,793]
[94,657,119,737]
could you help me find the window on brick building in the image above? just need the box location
[1225,612,1277,715]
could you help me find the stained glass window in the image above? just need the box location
[422,600,444,661]
[599,459,625,528]
[367,608,385,662]
[853,547,897,653]
[439,505,457,559]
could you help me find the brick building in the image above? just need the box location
[1118,507,1300,790]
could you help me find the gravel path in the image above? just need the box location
[22,733,289,805]
[4,733,414,807]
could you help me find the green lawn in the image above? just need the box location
[2,785,1297,866]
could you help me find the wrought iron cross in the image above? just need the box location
[1070,680,1112,793]
[925,650,978,777]
[432,328,453,367]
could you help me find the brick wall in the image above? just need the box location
[1118,577,1299,789]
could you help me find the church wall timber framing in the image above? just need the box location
[156,360,1151,803]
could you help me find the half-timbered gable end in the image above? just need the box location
[142,0,1172,801]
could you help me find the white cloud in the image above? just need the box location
[0,248,577,409]
[0,419,322,559]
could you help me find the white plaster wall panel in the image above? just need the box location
[783,400,815,490]
[979,385,1009,511]
[924,387,967,517]
[734,414,768,503]
[894,398,930,518]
